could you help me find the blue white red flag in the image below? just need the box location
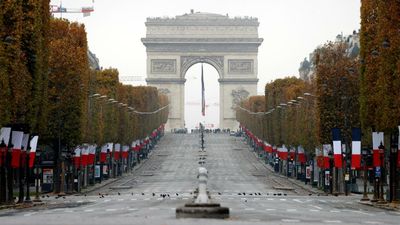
[351,128,361,169]
[332,128,342,168]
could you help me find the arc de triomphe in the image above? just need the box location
[142,11,263,130]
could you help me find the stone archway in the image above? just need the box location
[142,11,263,130]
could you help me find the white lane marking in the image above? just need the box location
[330,210,340,213]
[117,199,124,201]
[130,198,137,201]
[280,198,287,201]
[23,212,37,217]
[318,200,327,203]
[266,209,276,211]
[103,199,111,202]
[106,208,117,212]
[323,220,342,223]
[343,209,371,216]
[77,200,83,203]
[84,209,94,212]
[65,210,74,213]
[144,198,150,201]
[281,219,300,222]
[364,222,382,224]
[309,209,320,212]
[157,198,163,200]
[182,197,188,200]
[127,208,138,211]
[286,209,297,212]
[293,199,303,203]
[267,198,274,201]
[309,205,322,210]
[244,208,255,211]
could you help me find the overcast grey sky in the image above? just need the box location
[51,0,361,128]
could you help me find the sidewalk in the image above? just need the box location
[0,149,155,210]
[246,142,400,212]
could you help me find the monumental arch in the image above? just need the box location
[142,11,263,130]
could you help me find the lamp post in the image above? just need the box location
[328,150,334,194]
[378,143,386,203]
[361,148,370,201]
[33,150,41,202]
[24,146,32,203]
[389,133,398,203]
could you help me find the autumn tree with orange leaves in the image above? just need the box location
[0,0,50,135]
[360,0,400,142]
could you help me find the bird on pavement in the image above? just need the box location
[118,192,121,195]
[152,193,155,196]
[218,192,221,195]
[141,193,145,195]
[176,193,178,196]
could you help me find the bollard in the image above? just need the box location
[195,167,208,204]
[176,167,229,219]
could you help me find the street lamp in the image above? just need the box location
[378,142,386,203]
[33,149,41,202]
[361,148,370,201]
[389,133,398,203]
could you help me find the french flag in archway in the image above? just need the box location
[332,128,342,168]
[351,128,361,169]
[201,63,205,116]
[372,132,384,167]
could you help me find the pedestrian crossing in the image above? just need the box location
[14,195,392,225]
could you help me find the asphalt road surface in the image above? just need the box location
[0,133,399,225]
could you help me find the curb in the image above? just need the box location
[359,201,400,211]
[0,202,45,211]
